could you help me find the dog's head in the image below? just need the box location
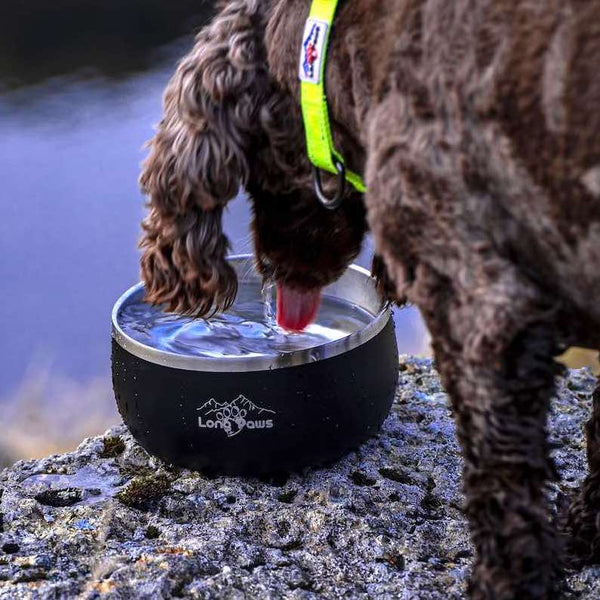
[249,184,367,329]
[139,0,371,327]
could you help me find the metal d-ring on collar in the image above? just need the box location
[313,160,345,210]
[299,0,367,212]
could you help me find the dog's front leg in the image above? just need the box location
[420,273,561,600]
[365,95,562,598]
[369,234,560,599]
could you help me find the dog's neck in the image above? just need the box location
[263,0,409,180]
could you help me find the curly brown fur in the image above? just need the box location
[141,0,600,597]
[248,183,367,290]
[139,0,273,315]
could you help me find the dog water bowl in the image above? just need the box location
[111,255,398,475]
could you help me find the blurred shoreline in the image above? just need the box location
[0,358,118,468]
[0,0,215,91]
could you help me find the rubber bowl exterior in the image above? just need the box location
[111,255,399,476]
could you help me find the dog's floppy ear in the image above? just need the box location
[139,0,268,317]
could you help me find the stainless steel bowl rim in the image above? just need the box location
[111,255,391,372]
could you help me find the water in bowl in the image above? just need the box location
[118,282,375,359]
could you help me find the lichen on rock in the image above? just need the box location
[116,474,172,510]
[0,356,598,598]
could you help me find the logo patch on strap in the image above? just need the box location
[299,18,329,84]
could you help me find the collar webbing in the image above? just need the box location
[299,0,366,194]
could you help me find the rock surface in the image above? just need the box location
[0,356,598,599]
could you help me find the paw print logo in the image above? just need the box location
[197,395,276,438]
[215,405,248,437]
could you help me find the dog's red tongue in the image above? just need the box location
[276,284,321,332]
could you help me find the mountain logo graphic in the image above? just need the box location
[197,394,276,438]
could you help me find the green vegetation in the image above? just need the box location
[145,525,161,539]
[100,436,126,458]
[116,474,171,510]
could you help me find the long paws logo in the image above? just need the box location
[299,19,328,84]
[197,395,275,438]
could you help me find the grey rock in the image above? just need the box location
[0,356,596,598]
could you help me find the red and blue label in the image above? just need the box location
[299,19,328,85]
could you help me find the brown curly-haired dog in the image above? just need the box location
[139,0,600,597]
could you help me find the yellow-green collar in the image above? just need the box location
[299,0,366,208]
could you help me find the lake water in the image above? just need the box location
[0,41,428,406]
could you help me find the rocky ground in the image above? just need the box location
[0,356,599,599]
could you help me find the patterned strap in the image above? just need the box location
[299,0,367,193]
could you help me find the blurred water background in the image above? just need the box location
[0,1,595,467]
